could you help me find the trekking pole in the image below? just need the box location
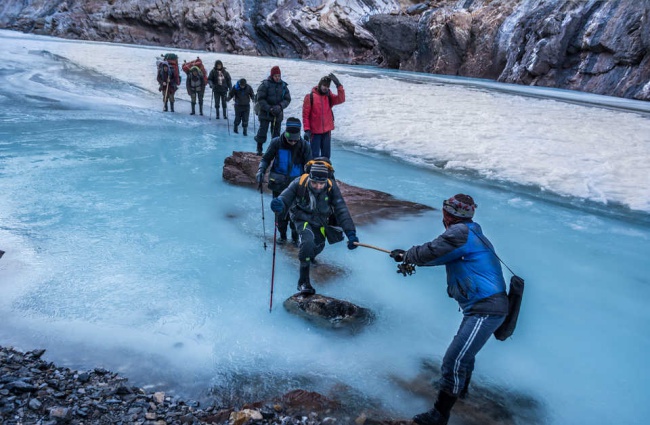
[252,102,256,133]
[353,242,391,254]
[209,90,213,120]
[260,185,268,250]
[269,214,278,312]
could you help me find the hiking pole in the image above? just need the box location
[260,185,268,250]
[226,104,231,135]
[353,242,391,253]
[252,102,256,133]
[270,213,278,312]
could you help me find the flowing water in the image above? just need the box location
[1,30,649,424]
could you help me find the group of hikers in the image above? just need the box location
[157,57,516,425]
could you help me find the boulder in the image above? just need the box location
[283,293,374,331]
[222,151,433,225]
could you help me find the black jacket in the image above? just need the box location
[256,77,291,121]
[227,82,255,106]
[208,67,232,94]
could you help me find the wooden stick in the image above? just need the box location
[353,242,391,254]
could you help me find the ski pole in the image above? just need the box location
[270,214,278,312]
[353,242,391,254]
[260,185,268,250]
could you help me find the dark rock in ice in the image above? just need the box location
[283,293,375,330]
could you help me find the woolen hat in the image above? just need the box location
[309,163,329,182]
[442,194,476,219]
[271,66,281,76]
[285,117,302,141]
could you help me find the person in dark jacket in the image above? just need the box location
[185,66,206,116]
[207,60,232,119]
[302,73,345,159]
[390,194,509,425]
[270,161,359,295]
[227,79,255,135]
[254,66,291,155]
[157,62,178,112]
[256,117,312,244]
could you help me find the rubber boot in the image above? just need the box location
[297,262,315,295]
[163,101,168,112]
[216,109,220,119]
[412,391,457,425]
[223,108,227,119]
[190,103,196,115]
[243,126,247,136]
[199,103,203,116]
[233,125,239,134]
[170,102,175,113]
[256,142,263,156]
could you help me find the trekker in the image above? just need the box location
[208,60,232,119]
[390,194,508,425]
[186,66,206,116]
[254,66,291,155]
[157,62,178,112]
[302,73,345,159]
[270,160,359,295]
[256,117,312,245]
[227,79,255,136]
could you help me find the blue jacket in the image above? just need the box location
[258,135,312,193]
[405,222,508,315]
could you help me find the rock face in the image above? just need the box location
[222,151,433,225]
[1,0,648,100]
[283,293,375,331]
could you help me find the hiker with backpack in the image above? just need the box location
[186,66,206,116]
[270,159,359,295]
[207,60,232,119]
[254,66,291,156]
[256,117,312,245]
[389,194,509,425]
[227,79,255,136]
[302,73,345,159]
[157,62,178,112]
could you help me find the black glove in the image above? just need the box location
[271,105,282,116]
[328,73,341,87]
[346,231,359,250]
[271,198,284,214]
[390,249,406,262]
[256,169,264,190]
[304,130,311,141]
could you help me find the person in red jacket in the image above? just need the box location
[302,73,345,159]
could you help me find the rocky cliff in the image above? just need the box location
[1,0,648,100]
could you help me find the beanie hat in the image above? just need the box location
[309,163,329,182]
[271,66,281,77]
[442,194,476,219]
[239,78,247,86]
[285,117,302,141]
[319,76,332,88]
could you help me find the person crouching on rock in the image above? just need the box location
[390,194,509,425]
[270,162,359,295]
[256,117,312,245]
[186,66,206,116]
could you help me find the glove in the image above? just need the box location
[271,198,284,214]
[328,73,341,88]
[271,105,282,116]
[256,169,264,190]
[346,231,359,250]
[390,249,406,262]
[304,130,311,141]
[208,82,213,89]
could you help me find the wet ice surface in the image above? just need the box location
[1,30,649,424]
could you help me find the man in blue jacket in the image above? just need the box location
[391,194,508,425]
[256,117,312,244]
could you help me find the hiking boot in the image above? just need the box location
[412,409,448,425]
[243,127,248,136]
[233,126,238,134]
[170,102,175,112]
[199,104,203,116]
[216,111,220,119]
[277,236,287,245]
[163,102,168,112]
[297,280,315,296]
[190,103,196,115]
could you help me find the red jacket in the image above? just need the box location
[302,86,345,134]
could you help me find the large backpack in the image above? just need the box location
[182,57,208,83]
[163,53,181,86]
